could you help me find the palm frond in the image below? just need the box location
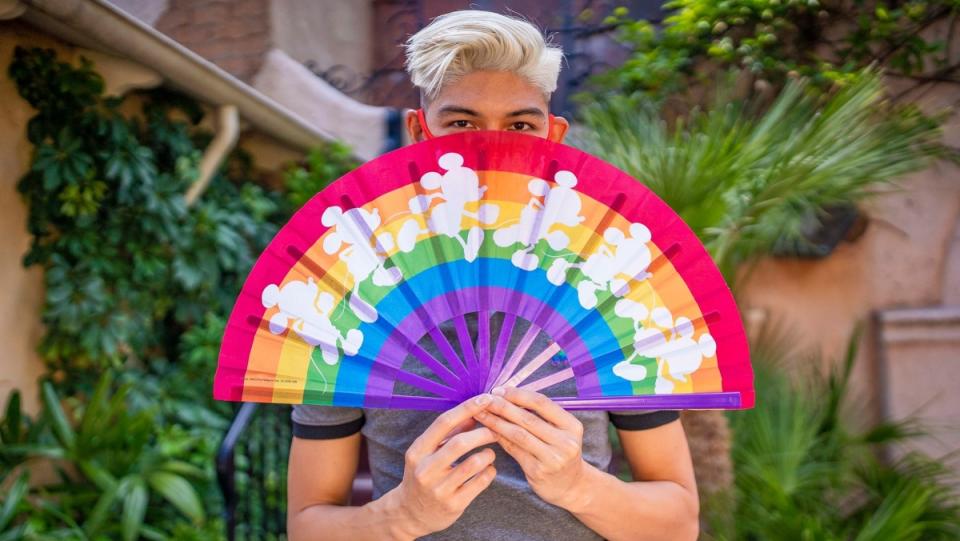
[571,67,943,283]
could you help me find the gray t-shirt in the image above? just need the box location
[291,314,678,540]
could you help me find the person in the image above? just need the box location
[286,10,699,541]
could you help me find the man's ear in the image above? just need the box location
[405,108,428,144]
[548,115,570,143]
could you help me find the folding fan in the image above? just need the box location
[213,130,754,411]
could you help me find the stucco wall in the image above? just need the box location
[1,21,75,415]
[0,18,304,415]
[738,78,960,442]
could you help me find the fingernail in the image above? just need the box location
[475,394,491,406]
[491,386,505,396]
[475,411,488,420]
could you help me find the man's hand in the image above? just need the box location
[472,386,591,511]
[383,393,499,539]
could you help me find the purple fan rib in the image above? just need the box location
[405,161,476,392]
[268,206,466,395]
[486,312,517,390]
[222,319,460,399]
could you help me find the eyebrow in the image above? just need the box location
[436,106,546,119]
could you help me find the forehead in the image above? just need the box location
[432,70,548,115]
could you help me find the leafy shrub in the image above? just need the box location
[4,45,356,538]
[702,322,960,540]
[571,67,942,279]
[593,1,958,101]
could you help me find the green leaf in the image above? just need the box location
[0,470,29,530]
[84,476,120,536]
[41,381,75,449]
[121,479,148,541]
[1,390,21,444]
[161,459,206,478]
[147,471,204,523]
[0,443,66,460]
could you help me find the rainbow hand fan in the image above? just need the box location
[213,130,754,411]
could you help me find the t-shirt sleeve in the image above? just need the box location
[290,404,365,440]
[608,410,680,431]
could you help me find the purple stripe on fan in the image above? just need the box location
[554,392,741,410]
[380,287,600,400]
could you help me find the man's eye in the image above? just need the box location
[510,122,534,131]
[450,120,472,128]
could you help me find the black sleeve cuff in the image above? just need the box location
[292,415,365,440]
[609,410,680,430]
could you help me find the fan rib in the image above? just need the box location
[477,311,491,389]
[233,316,461,399]
[491,323,541,389]
[407,161,474,391]
[486,312,517,390]
[339,190,470,394]
[520,367,573,393]
[453,314,482,394]
[502,341,562,388]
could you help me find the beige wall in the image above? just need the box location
[1,21,69,415]
[739,79,960,449]
[0,19,303,415]
[269,0,372,84]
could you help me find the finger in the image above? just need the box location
[497,434,538,471]
[473,410,553,462]
[439,418,478,446]
[407,394,493,462]
[493,386,578,432]
[426,426,498,473]
[439,448,496,492]
[482,394,567,447]
[453,464,497,505]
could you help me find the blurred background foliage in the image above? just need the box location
[580,1,959,538]
[1,45,353,539]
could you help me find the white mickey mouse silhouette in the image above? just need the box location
[398,152,499,262]
[321,205,410,323]
[610,301,717,392]
[494,170,585,270]
[261,277,363,365]
[547,222,653,309]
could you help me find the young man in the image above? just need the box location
[287,10,699,541]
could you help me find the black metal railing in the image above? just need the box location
[216,403,290,541]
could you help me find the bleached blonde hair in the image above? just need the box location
[403,10,564,106]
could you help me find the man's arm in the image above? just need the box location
[474,387,699,541]
[287,395,500,541]
[563,418,700,541]
[288,433,412,540]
